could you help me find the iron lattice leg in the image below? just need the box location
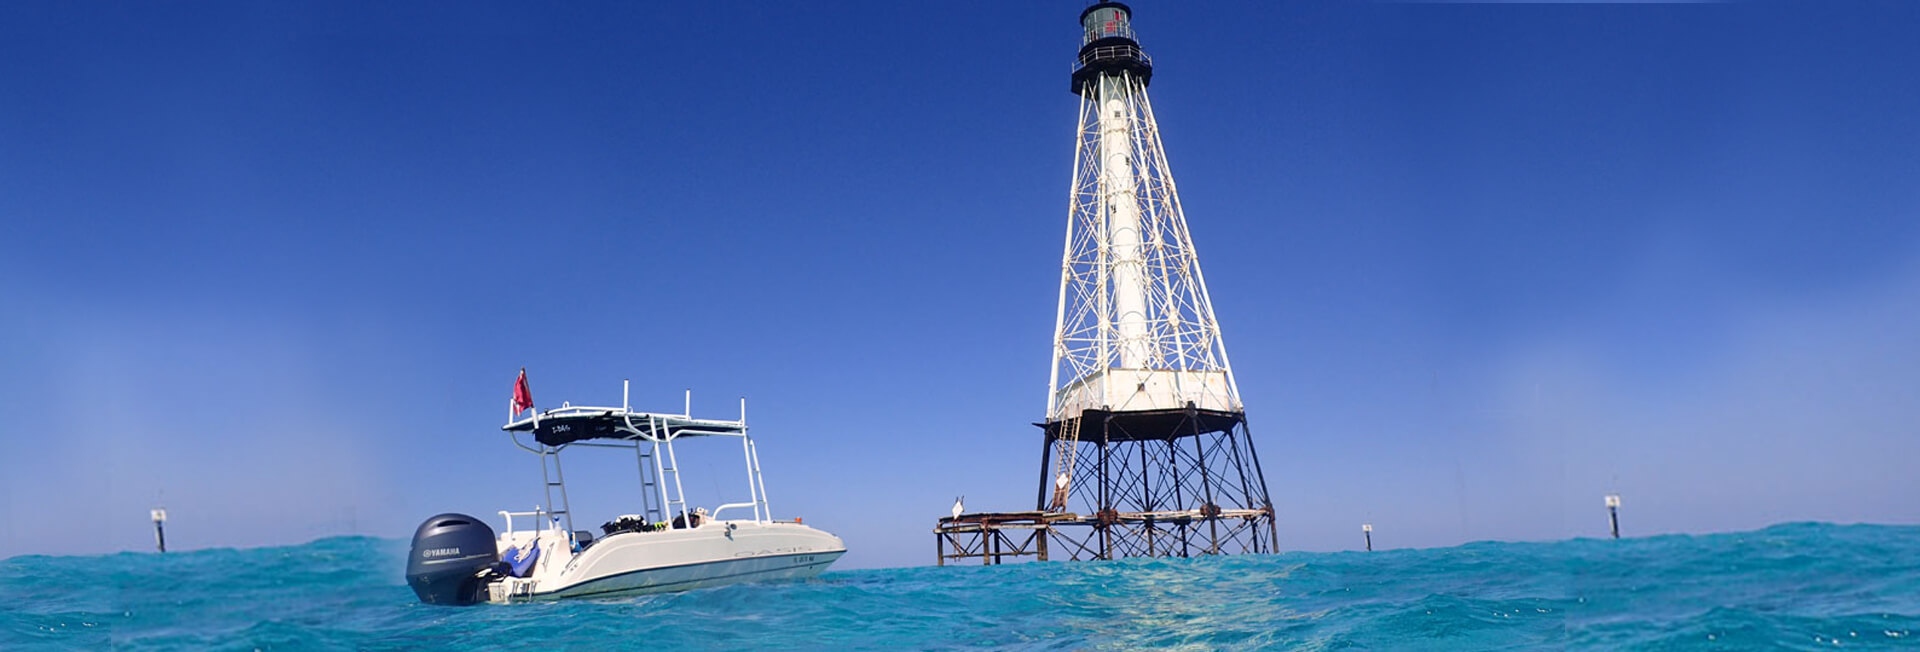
[1042,410,1272,560]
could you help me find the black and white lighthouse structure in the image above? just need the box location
[932,3,1277,566]
[1036,2,1277,559]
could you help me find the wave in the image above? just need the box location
[4,522,1917,650]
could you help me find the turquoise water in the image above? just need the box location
[4,522,1917,650]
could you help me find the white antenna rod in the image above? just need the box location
[739,397,747,424]
[623,379,631,411]
[685,389,691,418]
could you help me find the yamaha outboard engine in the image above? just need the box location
[406,513,499,605]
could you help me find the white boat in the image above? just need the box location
[406,382,847,605]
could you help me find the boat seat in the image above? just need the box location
[505,543,540,577]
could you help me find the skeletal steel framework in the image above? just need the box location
[1035,2,1275,560]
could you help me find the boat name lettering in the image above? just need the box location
[733,547,814,558]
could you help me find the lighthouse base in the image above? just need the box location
[1037,408,1277,560]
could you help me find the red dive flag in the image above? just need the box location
[512,368,534,415]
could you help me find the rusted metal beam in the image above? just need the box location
[935,410,1273,564]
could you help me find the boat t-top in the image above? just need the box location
[406,378,846,605]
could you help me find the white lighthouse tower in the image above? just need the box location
[1039,3,1275,559]
[1048,5,1240,424]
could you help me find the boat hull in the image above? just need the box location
[491,520,846,603]
[542,549,843,600]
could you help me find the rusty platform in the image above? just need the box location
[933,506,1274,564]
[932,511,1070,565]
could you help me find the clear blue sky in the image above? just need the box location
[3,1,1917,569]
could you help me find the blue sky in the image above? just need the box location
[3,1,1917,569]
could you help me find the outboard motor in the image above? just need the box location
[406,513,499,605]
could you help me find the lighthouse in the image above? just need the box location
[1039,2,1276,559]
[932,3,1276,565]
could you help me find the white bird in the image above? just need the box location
[951,496,964,519]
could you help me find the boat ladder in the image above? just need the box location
[635,443,664,523]
[539,446,575,535]
[659,438,688,524]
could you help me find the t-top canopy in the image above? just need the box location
[503,405,747,447]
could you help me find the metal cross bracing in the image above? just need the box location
[1046,67,1242,423]
[933,514,1055,566]
[1038,411,1276,560]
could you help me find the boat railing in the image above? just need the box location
[497,509,558,539]
[506,383,775,532]
[708,502,760,522]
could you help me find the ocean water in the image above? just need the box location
[4,522,1917,650]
